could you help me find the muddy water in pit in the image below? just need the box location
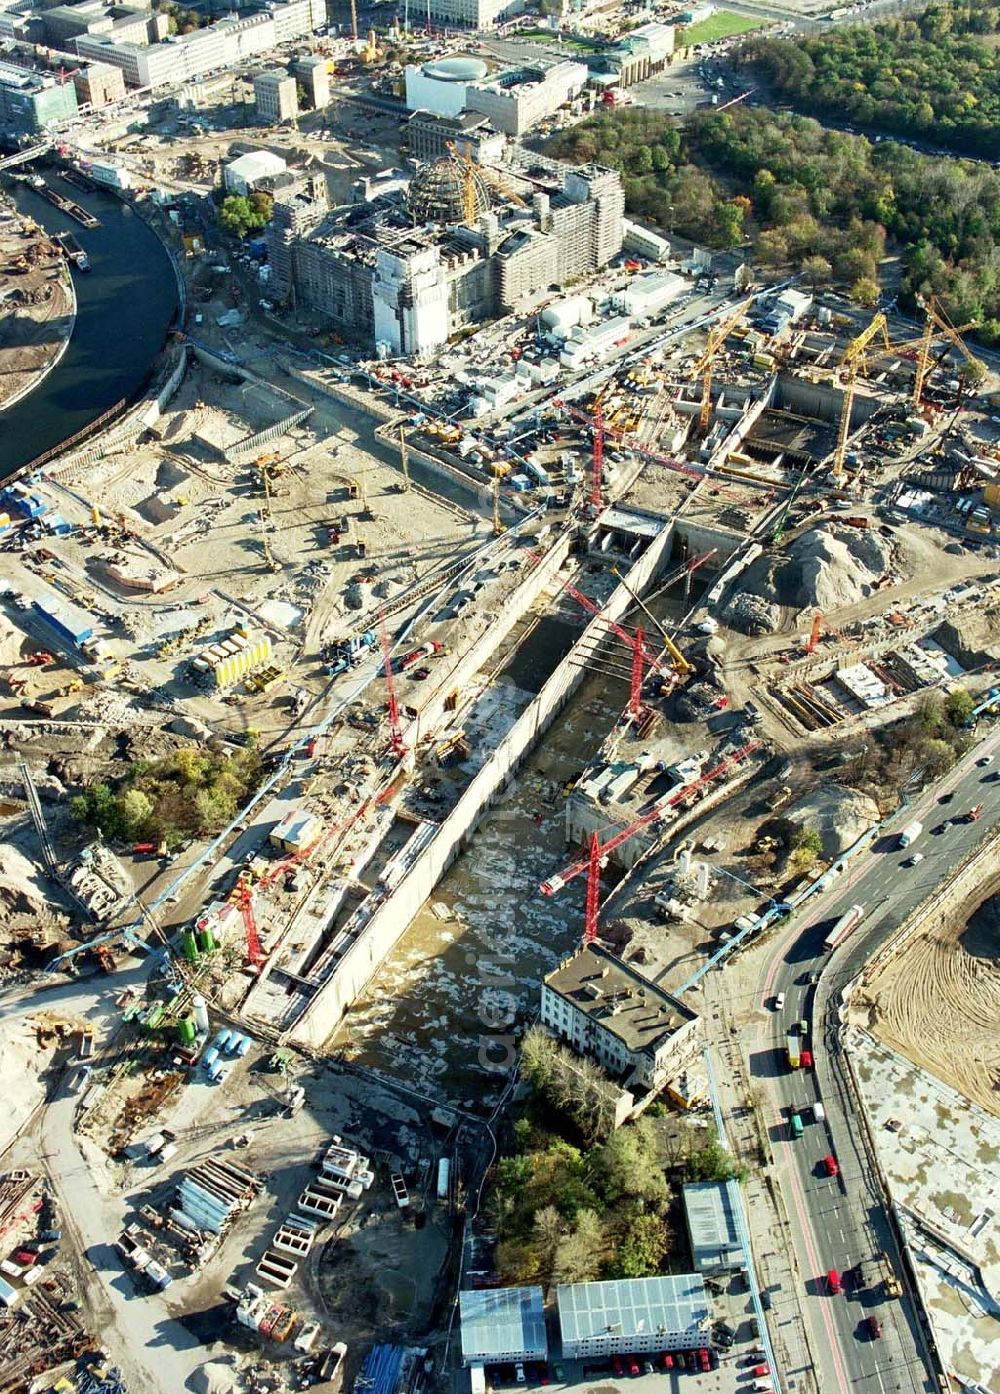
[331,662,626,1115]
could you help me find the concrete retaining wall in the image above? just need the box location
[289,523,676,1048]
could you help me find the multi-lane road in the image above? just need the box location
[749,725,1000,1394]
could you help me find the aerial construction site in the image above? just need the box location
[5,75,1000,1394]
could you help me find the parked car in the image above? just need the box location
[865,1315,883,1340]
[827,1269,843,1294]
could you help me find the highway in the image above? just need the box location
[750,724,1000,1394]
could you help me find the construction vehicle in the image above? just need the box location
[324,628,376,676]
[967,803,984,822]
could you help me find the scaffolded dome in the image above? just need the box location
[407,154,492,226]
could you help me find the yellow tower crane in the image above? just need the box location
[446,142,527,228]
[912,297,982,407]
[695,296,754,435]
[831,311,891,483]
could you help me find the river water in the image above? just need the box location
[0,177,180,479]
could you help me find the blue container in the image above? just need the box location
[214,1029,233,1053]
[235,1034,252,1058]
[202,1047,220,1071]
[207,1059,226,1083]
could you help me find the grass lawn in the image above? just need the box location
[681,10,766,44]
[517,28,602,51]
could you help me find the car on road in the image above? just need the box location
[939,790,955,803]
[977,754,992,766]
[790,1112,805,1139]
[813,1102,826,1122]
[662,1354,674,1371]
[865,1315,883,1340]
[774,992,785,1010]
[801,1048,814,1069]
[823,1153,839,1176]
[827,1269,843,1294]
[905,852,925,865]
[931,821,950,835]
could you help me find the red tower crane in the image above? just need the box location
[591,402,605,511]
[554,398,704,485]
[238,885,263,967]
[379,606,407,761]
[541,742,762,942]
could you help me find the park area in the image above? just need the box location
[681,10,766,44]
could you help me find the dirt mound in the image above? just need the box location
[934,602,1000,668]
[784,784,879,860]
[725,523,899,631]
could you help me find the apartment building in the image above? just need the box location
[254,68,297,122]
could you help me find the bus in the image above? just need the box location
[789,1112,805,1140]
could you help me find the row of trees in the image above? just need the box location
[738,2,1000,159]
[70,744,264,847]
[546,105,1000,342]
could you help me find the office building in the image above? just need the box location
[0,59,78,133]
[44,1,166,48]
[403,110,504,166]
[254,69,297,123]
[293,54,328,109]
[540,943,701,1094]
[73,59,126,107]
[72,0,324,89]
[266,159,624,355]
[405,55,588,136]
[557,1276,710,1358]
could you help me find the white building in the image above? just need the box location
[225,149,288,196]
[460,1288,548,1366]
[255,69,298,123]
[557,1276,711,1357]
[613,270,686,318]
[623,219,672,264]
[73,0,324,89]
[540,944,701,1093]
[683,1181,744,1275]
[404,55,588,136]
[373,241,450,357]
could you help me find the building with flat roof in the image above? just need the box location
[294,54,328,109]
[557,1276,710,1357]
[405,55,587,136]
[225,148,288,196]
[404,110,504,166]
[459,1287,547,1365]
[0,59,78,132]
[254,69,297,123]
[73,0,324,88]
[267,160,623,355]
[73,59,127,107]
[683,1181,744,1274]
[540,944,701,1094]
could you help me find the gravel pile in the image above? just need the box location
[726,592,779,634]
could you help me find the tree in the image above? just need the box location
[219,194,268,238]
[608,1211,669,1279]
[589,1119,668,1208]
[119,788,154,838]
[791,825,822,855]
[944,687,974,727]
[553,1209,605,1284]
[801,254,832,288]
[959,355,988,385]
[850,276,881,307]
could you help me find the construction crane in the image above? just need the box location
[446,142,527,228]
[349,0,358,39]
[912,297,982,407]
[379,606,407,760]
[554,398,704,487]
[238,885,263,967]
[19,759,58,873]
[591,402,605,511]
[609,563,702,675]
[540,742,763,940]
[492,477,504,536]
[548,566,673,713]
[831,312,890,482]
[805,611,822,654]
[695,296,754,435]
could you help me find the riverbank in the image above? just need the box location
[0,206,76,414]
[0,177,180,481]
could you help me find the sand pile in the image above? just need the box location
[784,784,879,860]
[725,523,898,633]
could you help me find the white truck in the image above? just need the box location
[898,820,923,849]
